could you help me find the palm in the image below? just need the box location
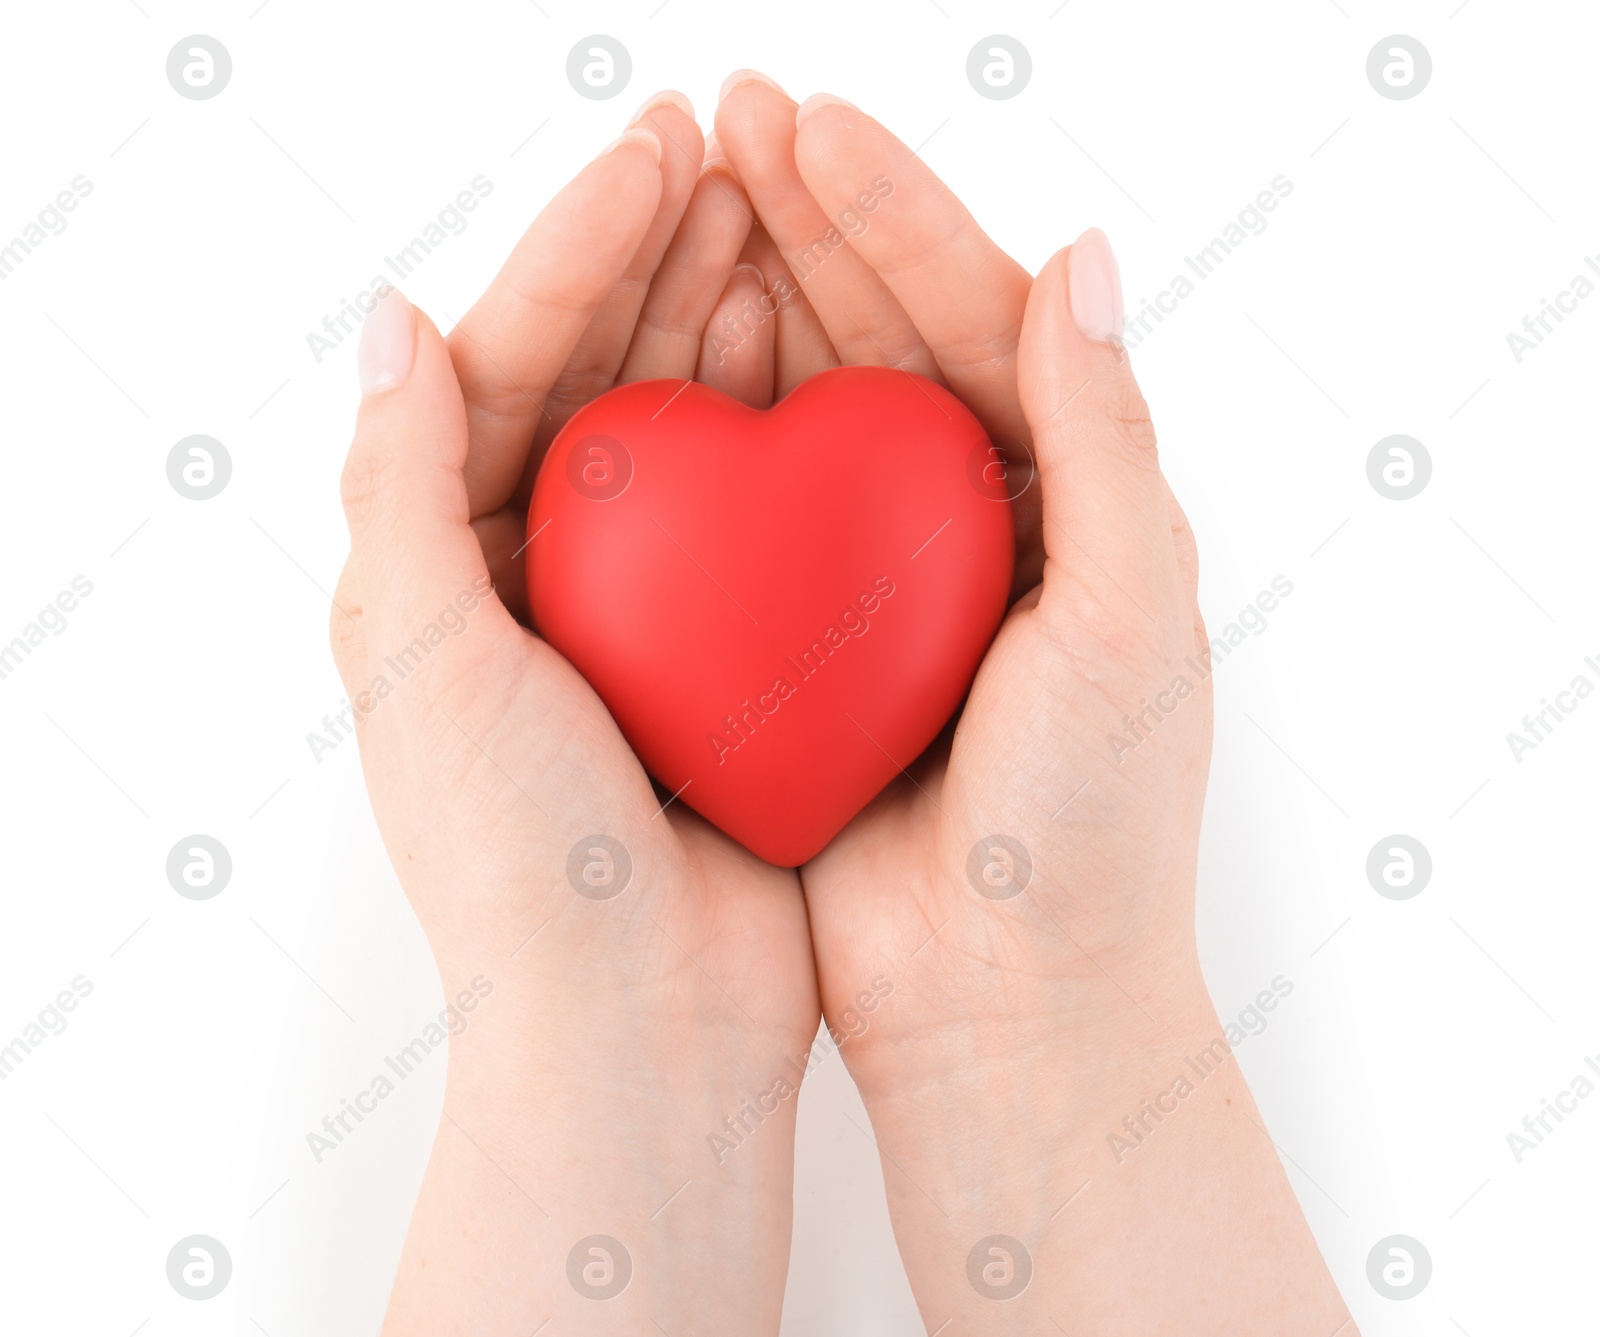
[800,562,1209,1058]
[446,621,814,1028]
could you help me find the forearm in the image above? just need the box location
[380,980,800,1336]
[852,948,1353,1335]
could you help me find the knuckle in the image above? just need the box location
[328,561,367,685]
[339,445,391,527]
[1037,569,1169,670]
[1038,373,1160,472]
[872,327,936,378]
[1171,505,1200,590]
[1101,381,1159,462]
[544,366,616,426]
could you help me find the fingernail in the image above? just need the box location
[719,68,786,102]
[1068,227,1124,346]
[795,92,855,128]
[630,89,694,124]
[358,288,415,397]
[600,126,663,162]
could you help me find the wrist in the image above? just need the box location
[398,973,805,1337]
[834,936,1345,1335]
[835,932,1235,1268]
[847,921,1213,1114]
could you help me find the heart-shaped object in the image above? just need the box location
[528,366,1014,866]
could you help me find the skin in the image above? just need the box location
[337,78,1355,1336]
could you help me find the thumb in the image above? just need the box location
[1018,230,1182,639]
[337,290,514,678]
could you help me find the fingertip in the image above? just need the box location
[1032,244,1071,284]
[357,287,416,399]
[1021,238,1169,623]
[1066,227,1125,348]
[1016,248,1060,390]
[635,109,713,255]
[412,303,447,348]
[702,130,727,168]
[1022,238,1159,493]
[630,89,694,124]
[699,262,777,407]
[355,294,460,427]
[629,93,705,183]
[794,92,857,130]
[581,126,667,232]
[1020,242,1125,404]
[713,70,797,165]
[601,125,664,164]
[351,297,466,479]
[719,68,788,104]
[1018,240,1144,456]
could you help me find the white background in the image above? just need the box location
[1,1,1594,1333]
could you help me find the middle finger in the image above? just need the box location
[715,72,940,380]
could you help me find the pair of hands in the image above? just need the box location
[334,73,1348,1336]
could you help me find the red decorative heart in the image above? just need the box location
[527,366,1014,866]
